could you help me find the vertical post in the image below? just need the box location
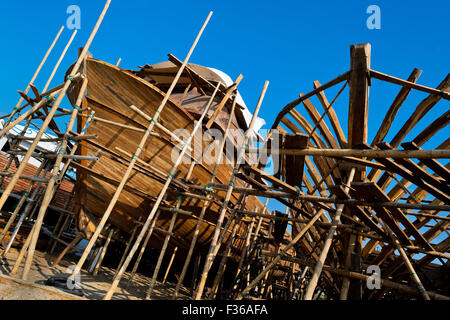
[348,43,371,180]
[346,43,370,298]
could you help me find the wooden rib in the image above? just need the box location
[352,182,434,251]
[313,80,348,148]
[402,141,450,182]
[371,68,422,146]
[390,74,450,148]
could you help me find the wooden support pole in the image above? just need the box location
[114,218,141,279]
[339,233,356,300]
[42,29,78,93]
[303,168,356,300]
[162,246,178,286]
[247,147,450,159]
[4,26,64,127]
[51,234,83,268]
[382,222,431,300]
[145,83,221,299]
[173,96,239,299]
[93,228,115,276]
[21,76,89,280]
[70,12,212,290]
[205,74,243,129]
[125,211,161,287]
[0,160,46,245]
[262,251,450,301]
[195,80,269,300]
[236,207,326,299]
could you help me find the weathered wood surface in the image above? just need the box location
[67,58,264,254]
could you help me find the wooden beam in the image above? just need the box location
[348,43,371,181]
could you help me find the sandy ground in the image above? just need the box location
[0,247,192,300]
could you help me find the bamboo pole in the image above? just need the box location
[211,218,249,298]
[236,210,326,299]
[247,147,450,159]
[125,210,161,287]
[339,233,356,300]
[4,26,64,128]
[162,246,178,286]
[42,29,78,93]
[231,198,269,294]
[47,190,75,253]
[145,83,220,299]
[0,1,110,219]
[1,163,51,257]
[107,72,215,299]
[0,160,46,245]
[21,77,90,280]
[188,183,450,211]
[382,222,431,300]
[195,80,269,300]
[113,218,141,279]
[70,12,213,288]
[262,250,450,300]
[172,96,239,299]
[0,96,59,139]
[10,223,37,275]
[93,227,115,276]
[51,234,83,268]
[303,168,356,300]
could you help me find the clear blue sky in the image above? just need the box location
[1,1,448,241]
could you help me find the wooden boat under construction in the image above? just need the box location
[65,56,269,255]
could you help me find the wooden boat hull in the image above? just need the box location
[66,58,264,254]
